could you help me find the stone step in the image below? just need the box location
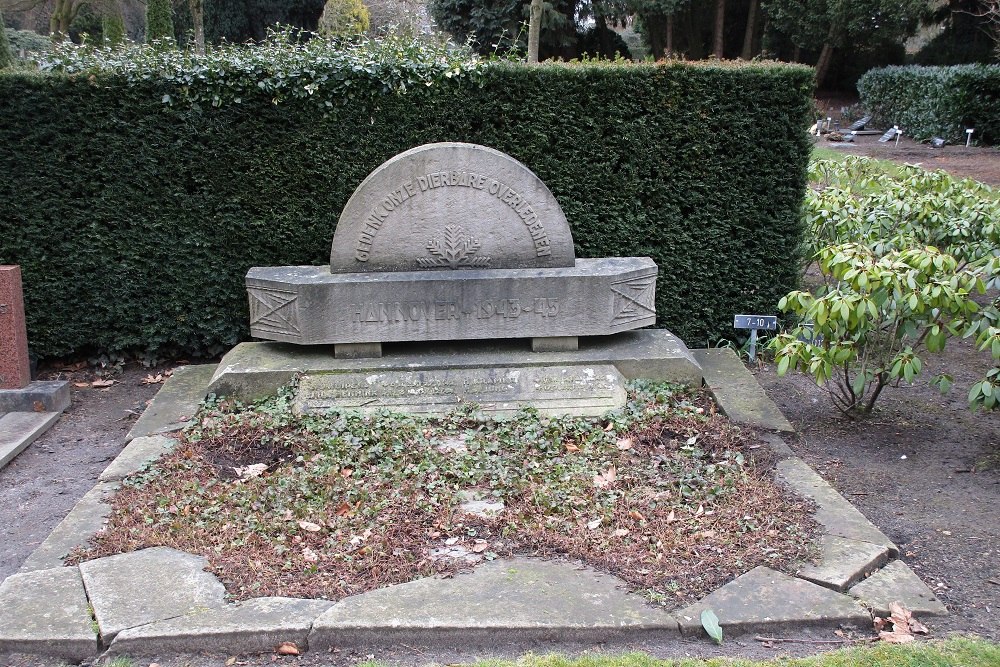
[0,411,60,470]
[127,364,217,441]
[692,348,794,432]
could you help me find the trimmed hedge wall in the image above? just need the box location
[0,57,813,359]
[858,64,1000,145]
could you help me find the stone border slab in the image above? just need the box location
[0,566,98,662]
[0,411,60,470]
[127,364,217,442]
[692,348,794,432]
[99,435,179,482]
[109,597,333,656]
[849,560,948,617]
[0,380,70,413]
[309,558,678,650]
[797,535,891,592]
[80,547,227,643]
[778,457,899,556]
[674,566,871,637]
[19,481,118,574]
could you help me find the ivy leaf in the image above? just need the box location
[701,608,723,645]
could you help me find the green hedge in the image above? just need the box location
[858,64,1000,144]
[0,43,813,360]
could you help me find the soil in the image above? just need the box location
[2,137,999,665]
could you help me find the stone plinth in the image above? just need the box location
[330,143,576,273]
[0,266,31,390]
[208,330,704,404]
[295,365,627,417]
[248,258,657,345]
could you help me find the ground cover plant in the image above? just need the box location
[71,382,815,605]
[770,156,1000,416]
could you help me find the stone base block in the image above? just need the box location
[247,258,657,345]
[0,380,70,413]
[209,329,703,405]
[335,342,382,359]
[532,336,578,352]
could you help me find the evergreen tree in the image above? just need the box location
[0,9,13,69]
[146,0,175,43]
[103,4,127,46]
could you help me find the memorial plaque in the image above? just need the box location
[294,365,627,416]
[0,266,31,390]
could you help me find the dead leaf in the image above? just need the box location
[613,528,630,537]
[140,374,164,385]
[628,509,645,522]
[472,540,489,553]
[302,547,318,562]
[91,379,115,388]
[878,631,915,644]
[226,657,237,666]
[275,641,300,656]
[445,536,460,545]
[73,382,90,388]
[297,520,322,532]
[565,443,580,453]
[616,437,633,450]
[32,401,45,412]
[666,510,676,523]
[586,518,602,530]
[335,501,352,516]
[695,504,705,516]
[341,468,353,478]
[593,465,617,488]
[910,619,930,635]
[834,629,846,638]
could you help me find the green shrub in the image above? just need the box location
[857,64,1000,145]
[0,10,12,69]
[5,28,51,62]
[318,0,370,37]
[0,37,813,360]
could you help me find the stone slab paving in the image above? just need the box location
[79,547,227,643]
[0,411,60,470]
[797,535,891,592]
[674,566,871,637]
[109,597,333,656]
[0,567,98,661]
[19,481,118,573]
[308,558,678,650]
[99,434,179,482]
[691,348,794,433]
[127,364,217,442]
[777,457,899,556]
[849,560,948,617]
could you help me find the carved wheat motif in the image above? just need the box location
[418,225,491,269]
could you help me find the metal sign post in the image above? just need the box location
[733,314,778,362]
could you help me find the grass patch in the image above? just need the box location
[464,636,999,666]
[73,382,815,605]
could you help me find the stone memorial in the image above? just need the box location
[211,143,702,416]
[0,266,31,390]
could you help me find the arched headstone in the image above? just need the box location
[330,143,575,273]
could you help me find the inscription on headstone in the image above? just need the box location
[294,365,627,416]
[0,266,32,390]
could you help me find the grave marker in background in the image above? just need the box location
[0,266,31,390]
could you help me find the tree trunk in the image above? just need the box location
[596,13,609,56]
[50,0,74,38]
[713,0,725,57]
[666,12,674,56]
[527,0,542,63]
[683,4,701,59]
[815,41,835,88]
[189,0,205,54]
[740,0,758,59]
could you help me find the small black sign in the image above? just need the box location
[734,315,777,330]
[848,115,872,132]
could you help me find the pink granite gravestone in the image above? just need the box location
[0,266,31,390]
